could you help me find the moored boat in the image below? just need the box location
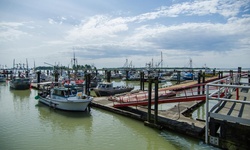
[0,74,7,82]
[35,83,93,111]
[9,76,30,90]
[93,82,134,97]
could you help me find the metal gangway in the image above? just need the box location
[205,72,250,146]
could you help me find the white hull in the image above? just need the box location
[38,97,92,111]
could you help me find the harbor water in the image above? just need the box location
[0,81,218,150]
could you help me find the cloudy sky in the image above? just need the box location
[0,0,249,69]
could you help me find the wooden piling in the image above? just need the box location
[147,78,152,122]
[154,77,159,124]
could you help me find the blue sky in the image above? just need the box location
[0,0,250,69]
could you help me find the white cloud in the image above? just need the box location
[66,15,129,41]
[48,18,57,24]
[0,22,28,41]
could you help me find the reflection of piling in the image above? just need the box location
[85,73,91,96]
[140,71,145,91]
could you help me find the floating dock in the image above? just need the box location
[91,73,250,149]
[91,76,221,139]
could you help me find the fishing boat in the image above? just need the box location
[183,72,197,80]
[0,74,7,82]
[9,76,30,90]
[93,82,134,97]
[169,72,185,81]
[35,83,92,111]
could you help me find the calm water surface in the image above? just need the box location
[0,81,217,150]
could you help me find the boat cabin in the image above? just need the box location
[52,87,77,97]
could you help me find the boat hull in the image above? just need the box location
[38,97,92,111]
[93,87,134,97]
[9,82,30,90]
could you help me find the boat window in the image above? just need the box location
[72,89,77,95]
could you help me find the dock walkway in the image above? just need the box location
[91,76,221,139]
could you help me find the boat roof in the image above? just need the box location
[37,82,59,85]
[53,87,70,91]
[99,82,112,85]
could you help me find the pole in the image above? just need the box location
[198,71,201,95]
[154,78,158,124]
[147,79,152,122]
[205,84,209,144]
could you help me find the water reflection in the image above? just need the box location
[160,130,220,150]
[36,103,93,135]
[98,109,179,150]
[9,88,31,112]
[9,88,31,100]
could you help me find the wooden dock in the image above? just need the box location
[91,77,220,139]
[91,74,250,150]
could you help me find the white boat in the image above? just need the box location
[93,82,134,97]
[36,84,93,111]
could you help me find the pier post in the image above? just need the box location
[85,73,91,96]
[248,71,250,85]
[36,71,41,89]
[197,71,201,95]
[95,69,98,77]
[238,67,242,78]
[6,70,8,80]
[126,70,129,80]
[140,71,145,91]
[202,72,205,94]
[10,71,13,80]
[107,70,111,82]
[213,69,216,76]
[230,70,233,85]
[67,70,70,81]
[54,70,59,86]
[219,71,222,79]
[25,70,29,78]
[87,73,91,96]
[177,71,181,84]
[147,78,152,122]
[154,77,159,124]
